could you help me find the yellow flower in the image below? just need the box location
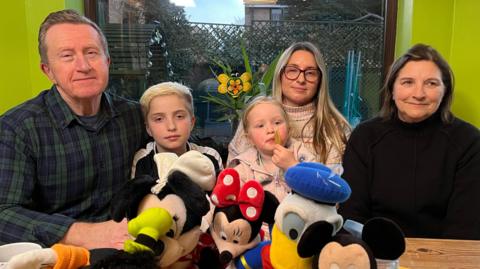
[240,72,251,82]
[243,81,252,92]
[227,78,242,97]
[216,72,252,98]
[218,73,229,84]
[218,84,228,94]
[217,73,229,94]
[240,72,252,92]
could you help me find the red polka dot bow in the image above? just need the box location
[210,168,265,221]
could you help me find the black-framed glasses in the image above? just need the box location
[283,65,321,82]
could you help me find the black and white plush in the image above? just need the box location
[100,151,217,268]
[312,217,406,269]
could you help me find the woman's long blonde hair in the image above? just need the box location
[272,41,350,163]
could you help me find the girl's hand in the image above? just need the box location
[272,144,298,171]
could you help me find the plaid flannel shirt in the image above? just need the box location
[0,86,148,246]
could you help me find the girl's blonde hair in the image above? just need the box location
[139,82,194,119]
[242,96,290,135]
[272,41,350,163]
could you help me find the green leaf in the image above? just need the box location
[216,113,236,122]
[241,40,252,75]
[212,59,228,75]
[260,52,281,94]
[201,94,236,110]
[201,42,282,127]
[212,106,231,114]
[209,66,218,77]
[244,95,255,104]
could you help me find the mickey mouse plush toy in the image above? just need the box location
[208,168,279,268]
[313,217,406,269]
[4,207,175,269]
[3,151,217,269]
[107,150,217,268]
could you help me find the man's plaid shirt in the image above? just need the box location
[0,86,148,246]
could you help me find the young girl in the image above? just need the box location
[132,81,223,178]
[228,42,350,173]
[229,96,315,202]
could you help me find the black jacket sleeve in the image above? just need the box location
[338,123,373,223]
[442,121,480,239]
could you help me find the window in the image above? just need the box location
[87,0,397,156]
[271,8,282,21]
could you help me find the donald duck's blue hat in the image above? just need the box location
[285,162,351,204]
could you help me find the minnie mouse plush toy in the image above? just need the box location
[208,168,279,268]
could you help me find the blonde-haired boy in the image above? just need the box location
[132,82,223,178]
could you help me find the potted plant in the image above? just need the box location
[202,44,279,134]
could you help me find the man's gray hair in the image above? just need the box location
[38,9,109,64]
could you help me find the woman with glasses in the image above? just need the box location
[227,41,350,174]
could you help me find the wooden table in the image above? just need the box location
[399,238,480,268]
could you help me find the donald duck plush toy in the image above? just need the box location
[231,162,351,269]
[263,162,351,269]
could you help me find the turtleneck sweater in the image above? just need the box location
[338,113,480,239]
[282,102,315,143]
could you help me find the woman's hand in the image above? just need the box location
[272,144,298,171]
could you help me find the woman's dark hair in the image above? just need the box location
[379,43,454,123]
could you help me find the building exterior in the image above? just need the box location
[244,0,288,25]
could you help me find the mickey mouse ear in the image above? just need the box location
[362,217,406,260]
[285,162,351,204]
[154,152,179,181]
[151,152,179,194]
[170,150,216,191]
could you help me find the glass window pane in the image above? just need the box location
[95,0,387,158]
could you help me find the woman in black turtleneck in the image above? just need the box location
[339,44,480,240]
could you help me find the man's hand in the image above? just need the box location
[60,218,129,249]
[272,144,298,171]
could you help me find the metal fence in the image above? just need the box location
[102,23,174,100]
[104,19,385,140]
[183,20,384,67]
[175,20,384,129]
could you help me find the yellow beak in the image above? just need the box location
[270,224,312,269]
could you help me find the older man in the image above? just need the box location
[0,9,149,248]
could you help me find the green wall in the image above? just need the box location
[448,1,480,127]
[395,0,480,127]
[0,0,83,114]
[3,1,479,127]
[0,1,32,113]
